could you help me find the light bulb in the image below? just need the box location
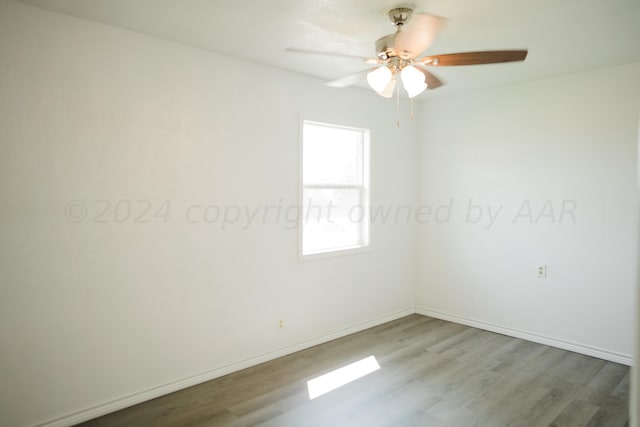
[400,65,427,98]
[367,66,392,93]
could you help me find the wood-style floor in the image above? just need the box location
[80,315,630,427]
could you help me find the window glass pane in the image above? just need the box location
[303,123,363,185]
[302,188,366,255]
[301,121,369,257]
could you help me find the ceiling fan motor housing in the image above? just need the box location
[375,34,396,60]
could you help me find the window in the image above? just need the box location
[301,120,370,256]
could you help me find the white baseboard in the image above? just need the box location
[35,308,415,427]
[415,307,633,366]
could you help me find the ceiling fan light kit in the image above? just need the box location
[287,7,528,121]
[367,63,428,98]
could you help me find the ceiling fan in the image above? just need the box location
[287,7,528,99]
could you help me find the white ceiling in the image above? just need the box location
[17,0,640,97]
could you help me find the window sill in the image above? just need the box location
[299,245,372,262]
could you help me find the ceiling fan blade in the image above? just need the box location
[285,48,379,64]
[419,50,528,66]
[326,68,379,88]
[394,13,445,59]
[415,66,444,89]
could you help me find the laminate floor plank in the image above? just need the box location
[447,329,515,361]
[584,395,629,427]
[546,353,607,387]
[612,371,631,399]
[549,399,599,427]
[79,314,630,427]
[586,363,629,393]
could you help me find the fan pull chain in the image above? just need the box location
[396,78,400,129]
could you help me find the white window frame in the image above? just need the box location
[299,119,371,259]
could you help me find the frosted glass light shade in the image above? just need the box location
[367,66,392,93]
[378,77,396,98]
[400,66,427,98]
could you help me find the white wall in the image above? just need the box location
[0,1,417,426]
[416,62,640,363]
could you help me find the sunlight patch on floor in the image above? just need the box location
[307,355,380,399]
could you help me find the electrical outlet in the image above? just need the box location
[537,265,547,278]
[278,319,284,329]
